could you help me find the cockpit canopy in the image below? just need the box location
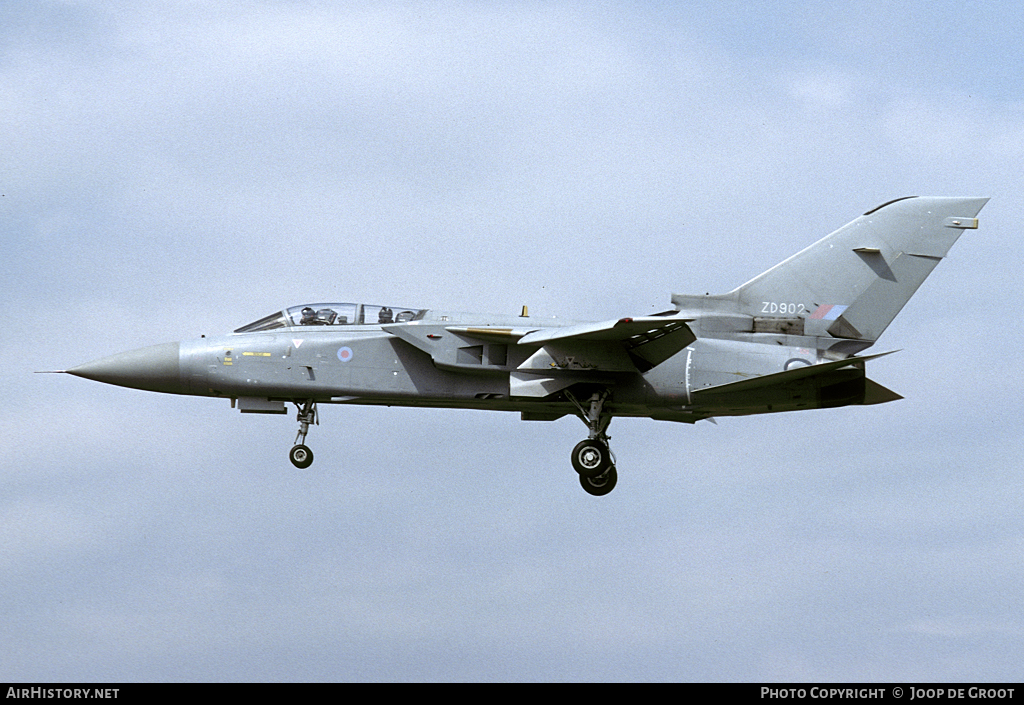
[234,303,426,333]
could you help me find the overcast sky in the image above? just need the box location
[3,0,1023,682]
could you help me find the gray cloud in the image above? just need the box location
[2,1,1022,681]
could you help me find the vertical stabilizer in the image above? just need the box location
[731,196,988,341]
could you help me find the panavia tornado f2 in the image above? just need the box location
[58,196,988,496]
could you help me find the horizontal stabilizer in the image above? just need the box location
[862,378,903,405]
[692,351,897,397]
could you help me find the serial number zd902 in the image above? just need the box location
[761,302,807,315]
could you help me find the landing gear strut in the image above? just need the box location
[289,399,317,468]
[566,390,618,496]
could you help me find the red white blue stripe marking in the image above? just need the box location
[809,304,848,321]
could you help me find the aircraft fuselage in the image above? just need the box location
[75,312,880,422]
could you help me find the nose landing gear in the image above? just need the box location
[289,399,317,469]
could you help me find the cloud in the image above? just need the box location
[3,1,1023,682]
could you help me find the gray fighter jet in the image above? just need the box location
[59,196,987,495]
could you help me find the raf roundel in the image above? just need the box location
[337,346,353,362]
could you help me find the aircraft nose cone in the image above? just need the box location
[67,342,184,394]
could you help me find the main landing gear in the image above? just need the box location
[567,390,618,496]
[289,399,318,469]
[283,393,621,496]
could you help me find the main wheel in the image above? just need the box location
[571,439,611,478]
[580,465,617,496]
[289,444,314,469]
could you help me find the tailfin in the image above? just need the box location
[730,196,988,341]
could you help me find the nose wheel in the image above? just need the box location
[289,443,314,469]
[289,399,318,468]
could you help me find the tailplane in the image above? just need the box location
[729,196,988,341]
